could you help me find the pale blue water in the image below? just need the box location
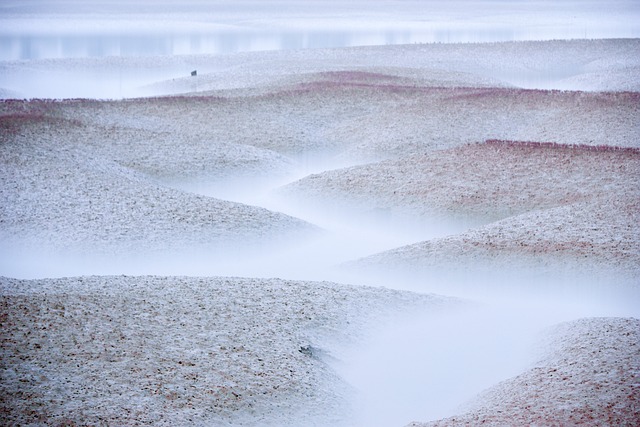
[2,0,639,61]
[0,27,534,61]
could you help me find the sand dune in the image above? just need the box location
[280,140,640,222]
[348,199,640,296]
[336,142,639,298]
[151,72,640,164]
[408,317,640,427]
[0,113,315,257]
[0,275,450,426]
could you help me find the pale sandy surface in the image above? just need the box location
[0,110,315,256]
[281,139,640,221]
[0,275,450,426]
[408,317,640,427]
[326,141,640,285]
[1,39,640,426]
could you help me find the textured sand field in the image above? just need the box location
[0,275,452,426]
[1,38,639,426]
[409,317,640,426]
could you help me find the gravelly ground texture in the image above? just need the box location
[408,317,640,427]
[0,276,450,426]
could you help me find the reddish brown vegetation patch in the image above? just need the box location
[485,139,640,155]
[316,70,404,83]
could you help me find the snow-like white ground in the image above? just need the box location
[408,317,640,426]
[0,275,454,426]
[283,139,640,298]
[1,2,640,426]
